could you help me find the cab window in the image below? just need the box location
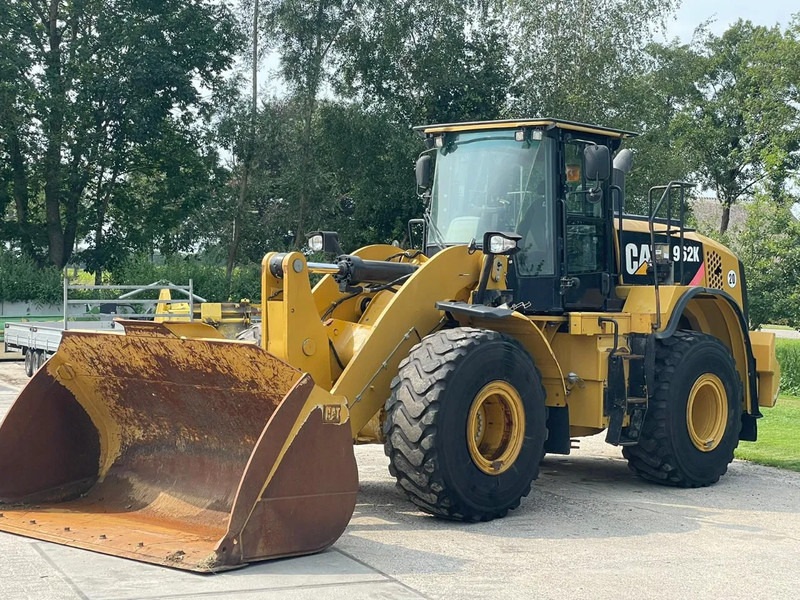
[564,142,605,274]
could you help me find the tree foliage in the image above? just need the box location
[665,20,800,234]
[1,0,242,271]
[728,196,800,329]
[3,0,800,329]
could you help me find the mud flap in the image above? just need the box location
[0,322,358,572]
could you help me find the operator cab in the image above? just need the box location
[415,118,637,314]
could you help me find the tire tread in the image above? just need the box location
[384,327,545,521]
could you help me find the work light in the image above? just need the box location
[484,231,522,255]
[308,234,324,252]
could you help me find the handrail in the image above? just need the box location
[61,278,200,329]
[647,181,695,332]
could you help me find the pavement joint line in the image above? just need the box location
[332,547,432,600]
[121,578,403,600]
[31,542,91,600]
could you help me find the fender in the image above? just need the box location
[434,303,567,408]
[656,287,760,426]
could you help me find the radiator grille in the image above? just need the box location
[706,250,723,289]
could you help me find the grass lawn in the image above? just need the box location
[762,324,797,331]
[736,395,800,471]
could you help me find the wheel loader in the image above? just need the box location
[0,118,780,572]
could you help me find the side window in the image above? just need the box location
[515,138,555,277]
[564,142,605,274]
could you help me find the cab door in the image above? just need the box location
[560,139,612,310]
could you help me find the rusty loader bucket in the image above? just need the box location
[0,321,358,572]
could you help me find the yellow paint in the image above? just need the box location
[311,244,408,320]
[46,351,122,479]
[331,245,482,436]
[686,373,728,452]
[262,252,333,388]
[749,331,781,407]
[681,296,752,411]
[461,313,566,406]
[550,334,619,430]
[200,303,222,324]
[466,381,525,475]
[422,120,631,138]
[615,217,744,306]
[155,289,191,322]
[326,319,372,366]
[161,322,225,339]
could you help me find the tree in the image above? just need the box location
[505,0,679,122]
[227,0,261,283]
[261,0,360,246]
[339,1,515,125]
[669,20,800,234]
[2,1,242,270]
[729,195,800,328]
[619,39,706,212]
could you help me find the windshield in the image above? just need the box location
[430,131,555,276]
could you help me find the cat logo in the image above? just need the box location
[625,243,652,275]
[625,242,701,275]
[322,404,342,424]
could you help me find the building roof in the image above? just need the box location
[414,118,638,139]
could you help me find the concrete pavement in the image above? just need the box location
[1,360,798,599]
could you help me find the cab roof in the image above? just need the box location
[415,118,638,139]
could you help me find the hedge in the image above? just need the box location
[0,252,63,304]
[0,252,262,304]
[111,255,262,302]
[776,338,800,397]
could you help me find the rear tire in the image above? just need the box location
[24,349,34,377]
[384,327,547,521]
[623,331,742,487]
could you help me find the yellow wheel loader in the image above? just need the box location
[0,118,781,571]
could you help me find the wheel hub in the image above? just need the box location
[686,373,728,452]
[466,381,525,474]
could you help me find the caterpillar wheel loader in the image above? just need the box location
[0,118,780,572]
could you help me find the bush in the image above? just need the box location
[111,255,262,302]
[0,252,62,304]
[776,339,800,397]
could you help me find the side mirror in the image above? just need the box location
[584,145,611,181]
[416,155,432,190]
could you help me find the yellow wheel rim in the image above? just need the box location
[686,373,728,452]
[467,381,525,475]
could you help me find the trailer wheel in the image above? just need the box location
[24,349,34,377]
[384,327,547,521]
[623,331,742,487]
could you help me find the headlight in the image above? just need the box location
[307,231,344,256]
[308,234,324,253]
[483,231,522,255]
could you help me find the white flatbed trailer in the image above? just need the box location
[4,320,122,376]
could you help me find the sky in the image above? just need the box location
[663,1,796,42]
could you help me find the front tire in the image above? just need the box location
[384,327,547,521]
[623,331,742,487]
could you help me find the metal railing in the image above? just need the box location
[647,181,695,331]
[61,279,207,330]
